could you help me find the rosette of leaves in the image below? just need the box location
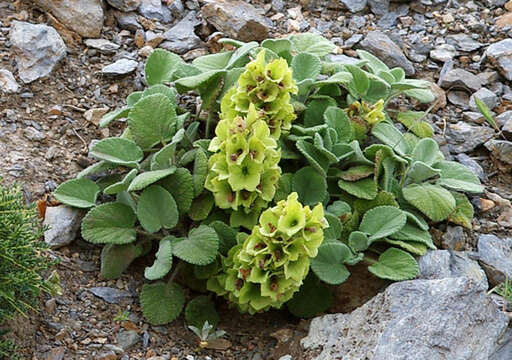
[221,49,298,138]
[207,192,327,314]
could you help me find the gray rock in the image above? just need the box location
[107,0,141,12]
[339,0,367,12]
[486,39,512,81]
[138,0,173,23]
[302,277,508,360]
[343,34,363,48]
[439,68,482,92]
[446,34,483,52]
[456,154,486,181]
[102,58,138,76]
[442,225,468,251]
[33,0,103,38]
[84,39,120,54]
[359,31,415,75]
[484,140,512,165]
[278,356,292,360]
[447,121,495,153]
[89,287,133,304]
[201,0,272,42]
[0,69,20,93]
[43,205,83,248]
[496,110,512,128]
[368,0,389,16]
[502,118,512,133]
[114,11,142,31]
[23,126,46,141]
[447,90,469,109]
[418,250,487,287]
[490,328,512,360]
[481,0,507,8]
[160,11,201,54]
[469,87,499,111]
[116,330,141,350]
[476,234,512,287]
[10,21,66,84]
[430,44,458,62]
[463,111,486,124]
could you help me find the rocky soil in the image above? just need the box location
[1,0,512,359]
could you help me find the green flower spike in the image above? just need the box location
[207,192,328,315]
[221,50,298,139]
[206,104,281,216]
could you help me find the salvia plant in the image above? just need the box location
[54,33,483,323]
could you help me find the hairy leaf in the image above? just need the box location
[371,123,409,156]
[448,192,474,229]
[54,178,99,208]
[397,111,433,139]
[368,248,419,281]
[291,52,321,82]
[434,161,484,193]
[188,192,214,221]
[402,183,456,222]
[286,274,332,318]
[348,231,369,252]
[82,203,136,244]
[338,178,378,200]
[193,148,208,197]
[292,166,327,206]
[140,281,185,325]
[172,225,219,265]
[359,206,406,241]
[90,138,143,167]
[137,185,178,233]
[128,167,177,192]
[104,169,138,195]
[159,168,194,213]
[288,33,336,57]
[145,49,183,85]
[145,237,173,280]
[311,242,351,285]
[185,296,219,328]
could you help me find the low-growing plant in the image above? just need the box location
[0,180,55,360]
[54,33,483,323]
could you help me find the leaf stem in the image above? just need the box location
[205,111,214,138]
[169,260,185,283]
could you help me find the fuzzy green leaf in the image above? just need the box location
[185,296,219,328]
[172,225,219,265]
[389,222,435,249]
[104,169,138,195]
[188,192,214,221]
[359,206,406,242]
[371,123,410,156]
[404,88,436,103]
[82,203,136,244]
[145,237,173,280]
[383,239,428,256]
[54,178,100,208]
[348,231,369,252]
[324,213,342,240]
[286,274,332,318]
[368,248,419,281]
[324,106,354,143]
[338,165,374,181]
[406,161,441,184]
[274,173,293,202]
[345,64,369,95]
[288,33,336,57]
[402,183,456,222]
[128,94,177,149]
[100,242,149,280]
[193,149,208,197]
[311,242,351,285]
[193,51,232,71]
[99,107,130,128]
[137,185,178,233]
[291,53,321,81]
[142,84,178,107]
[159,168,194,213]
[448,192,474,229]
[411,138,442,165]
[145,49,183,85]
[397,111,433,139]
[356,50,390,74]
[304,97,337,127]
[338,178,378,200]
[140,281,185,325]
[296,140,330,177]
[128,167,177,192]
[90,138,143,167]
[209,221,237,255]
[434,161,484,193]
[292,167,327,206]
[327,201,351,217]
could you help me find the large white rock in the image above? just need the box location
[43,205,83,248]
[10,21,67,84]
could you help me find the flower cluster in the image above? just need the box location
[220,50,298,138]
[205,104,281,215]
[207,193,327,314]
[346,99,386,140]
